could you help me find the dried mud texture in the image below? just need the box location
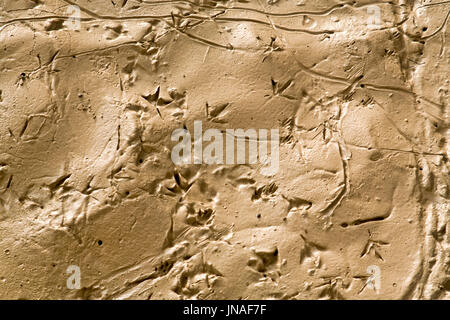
[0,0,448,300]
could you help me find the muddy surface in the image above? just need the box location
[0,0,448,299]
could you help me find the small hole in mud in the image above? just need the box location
[422,27,428,32]
[125,191,130,196]
[419,167,423,171]
[139,159,143,164]
[360,84,365,88]
[97,240,103,246]
[341,223,348,228]
[257,214,261,219]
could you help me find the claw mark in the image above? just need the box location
[283,195,312,213]
[360,230,389,261]
[251,182,278,201]
[49,174,72,190]
[299,234,325,264]
[6,175,12,189]
[142,86,164,118]
[206,102,230,123]
[270,78,296,100]
[356,265,382,293]
[341,206,392,228]
[262,36,282,61]
[142,86,160,103]
[315,276,346,300]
